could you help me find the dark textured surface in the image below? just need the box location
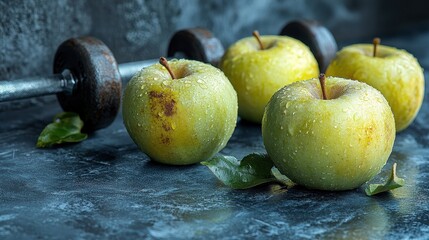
[1,0,429,239]
[1,28,429,238]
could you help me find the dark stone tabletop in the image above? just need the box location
[1,28,429,239]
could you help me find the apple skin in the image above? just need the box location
[122,59,238,165]
[220,35,319,123]
[326,44,424,132]
[262,77,396,190]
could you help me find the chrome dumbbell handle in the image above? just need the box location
[0,70,75,102]
[118,58,165,82]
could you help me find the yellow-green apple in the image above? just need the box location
[326,38,425,132]
[220,31,319,123]
[262,75,396,190]
[122,58,238,165]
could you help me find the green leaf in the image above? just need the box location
[365,163,405,196]
[271,166,295,187]
[201,153,293,189]
[36,112,88,148]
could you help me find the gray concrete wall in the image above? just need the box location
[1,0,428,109]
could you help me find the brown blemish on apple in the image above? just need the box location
[149,90,177,145]
[161,134,171,144]
[357,120,376,148]
[162,122,172,131]
[364,125,375,146]
[149,91,177,117]
[164,100,176,116]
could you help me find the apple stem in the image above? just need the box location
[373,37,380,57]
[159,57,176,80]
[252,30,264,50]
[319,73,327,100]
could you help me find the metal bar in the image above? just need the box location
[0,70,75,102]
[118,59,160,82]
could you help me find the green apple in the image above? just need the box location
[326,40,425,131]
[262,76,396,190]
[220,31,319,123]
[122,58,238,165]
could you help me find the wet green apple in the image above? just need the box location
[123,58,238,165]
[262,75,396,190]
[220,31,319,123]
[326,38,425,132]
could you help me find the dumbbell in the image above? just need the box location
[0,28,224,132]
[0,20,337,132]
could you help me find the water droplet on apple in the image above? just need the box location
[288,126,294,135]
[240,72,245,79]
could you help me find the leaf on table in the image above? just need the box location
[36,112,88,148]
[201,153,293,189]
[365,163,405,196]
[271,166,295,187]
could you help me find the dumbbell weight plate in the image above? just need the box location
[280,20,338,72]
[53,37,122,132]
[167,28,225,67]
